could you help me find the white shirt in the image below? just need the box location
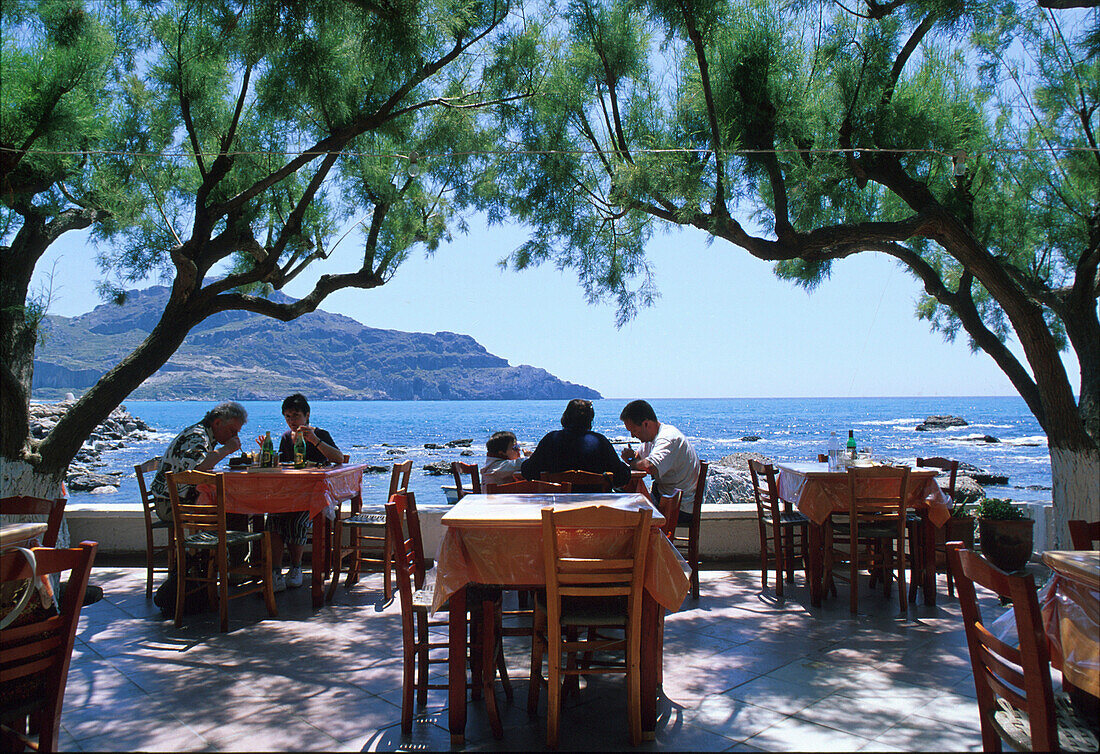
[638,423,700,512]
[480,457,524,486]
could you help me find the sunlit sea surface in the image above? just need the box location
[67,396,1051,508]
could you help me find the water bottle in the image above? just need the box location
[293,431,307,468]
[827,432,840,470]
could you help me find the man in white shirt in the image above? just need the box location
[620,400,700,524]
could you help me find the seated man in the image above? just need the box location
[521,399,631,489]
[149,401,247,522]
[620,399,700,525]
[267,393,343,591]
[480,431,531,486]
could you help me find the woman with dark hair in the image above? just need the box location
[266,393,342,592]
[520,399,630,488]
[481,430,530,485]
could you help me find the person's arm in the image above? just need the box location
[304,427,344,464]
[604,437,632,487]
[520,436,549,480]
[195,434,241,470]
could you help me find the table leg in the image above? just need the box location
[310,512,324,609]
[808,522,824,608]
[448,585,468,746]
[640,592,660,740]
[922,514,937,606]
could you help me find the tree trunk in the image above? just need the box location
[1049,445,1100,549]
[0,457,70,548]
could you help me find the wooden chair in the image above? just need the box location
[748,460,809,598]
[451,462,482,500]
[910,457,960,597]
[824,466,910,615]
[1,541,97,753]
[328,460,411,602]
[540,470,615,493]
[669,460,709,599]
[947,544,1098,752]
[1067,519,1099,550]
[166,471,277,632]
[0,497,66,548]
[529,505,651,748]
[483,480,571,494]
[134,457,176,599]
[386,492,507,738]
[656,490,682,541]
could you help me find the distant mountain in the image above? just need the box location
[32,286,602,401]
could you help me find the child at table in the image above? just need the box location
[266,393,343,592]
[480,431,529,486]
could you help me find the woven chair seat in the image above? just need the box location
[992,694,1098,752]
[183,530,263,548]
[779,511,810,526]
[344,510,387,527]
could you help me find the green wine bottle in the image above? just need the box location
[294,431,307,468]
[262,431,274,467]
[846,429,856,461]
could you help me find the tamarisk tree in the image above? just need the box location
[487,0,1098,544]
[1,0,516,497]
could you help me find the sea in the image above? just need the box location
[66,396,1052,509]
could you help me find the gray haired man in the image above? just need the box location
[150,401,247,521]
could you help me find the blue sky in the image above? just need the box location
[30,214,1081,400]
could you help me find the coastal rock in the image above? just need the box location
[364,465,388,474]
[422,461,452,476]
[460,450,475,456]
[915,415,968,431]
[740,436,761,442]
[952,476,985,506]
[708,452,775,505]
[424,443,444,450]
[981,435,1000,444]
[972,472,1009,486]
[30,401,151,493]
[446,439,473,448]
[386,448,406,455]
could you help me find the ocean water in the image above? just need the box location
[68,396,1051,508]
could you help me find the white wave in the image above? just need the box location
[1003,436,1048,447]
[856,418,922,426]
[966,423,1014,430]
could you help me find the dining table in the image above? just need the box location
[776,462,952,608]
[196,463,366,609]
[433,491,690,745]
[1039,550,1099,700]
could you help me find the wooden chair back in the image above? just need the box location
[134,457,173,598]
[483,480,571,494]
[947,543,1061,751]
[0,541,97,752]
[671,460,708,599]
[539,469,615,493]
[451,462,482,499]
[916,457,958,502]
[748,460,782,527]
[135,457,161,519]
[0,497,66,548]
[1067,519,1100,550]
[657,491,682,541]
[389,460,413,497]
[845,465,910,522]
[168,470,226,541]
[386,491,423,595]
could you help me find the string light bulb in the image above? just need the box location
[407,151,420,178]
[953,149,968,177]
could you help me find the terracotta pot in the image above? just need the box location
[978,517,1035,572]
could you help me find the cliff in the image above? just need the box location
[32,286,601,401]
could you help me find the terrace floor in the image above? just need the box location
[54,561,1038,752]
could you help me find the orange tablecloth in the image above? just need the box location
[197,464,366,519]
[432,492,690,614]
[776,462,951,526]
[1040,550,1099,698]
[196,464,365,609]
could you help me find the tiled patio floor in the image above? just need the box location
[55,562,1034,751]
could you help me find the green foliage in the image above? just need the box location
[976,497,1028,521]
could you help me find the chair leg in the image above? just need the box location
[546,622,562,748]
[481,599,503,739]
[528,606,545,715]
[416,613,430,707]
[216,546,230,633]
[325,520,343,602]
[382,532,393,602]
[174,543,187,628]
[145,533,155,599]
[775,526,785,598]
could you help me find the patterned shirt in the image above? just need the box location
[150,421,215,521]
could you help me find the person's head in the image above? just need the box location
[281,393,311,430]
[620,399,660,443]
[487,431,520,460]
[203,401,247,443]
[560,399,594,430]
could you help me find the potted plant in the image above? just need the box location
[976,497,1035,572]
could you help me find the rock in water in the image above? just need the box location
[914,415,968,431]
